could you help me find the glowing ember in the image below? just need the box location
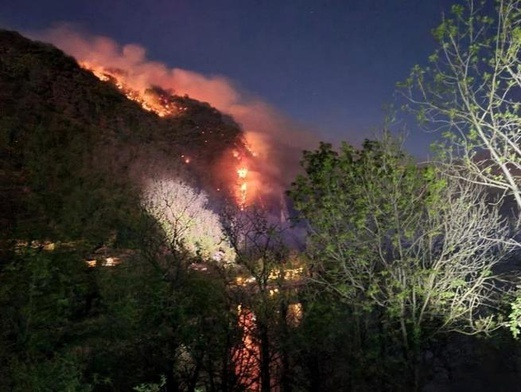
[237,167,248,179]
[244,143,257,157]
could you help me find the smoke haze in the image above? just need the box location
[37,25,318,198]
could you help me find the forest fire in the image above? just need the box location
[235,157,250,208]
[79,61,258,208]
[42,26,318,220]
[79,61,178,117]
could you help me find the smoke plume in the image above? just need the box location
[37,25,318,200]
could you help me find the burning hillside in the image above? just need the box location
[0,29,250,242]
[80,62,180,118]
[79,59,260,208]
[39,25,318,210]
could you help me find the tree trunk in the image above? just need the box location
[259,321,271,392]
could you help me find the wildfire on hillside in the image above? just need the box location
[42,26,320,220]
[235,156,250,209]
[80,61,258,208]
[80,61,182,117]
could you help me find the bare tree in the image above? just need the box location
[141,178,233,262]
[401,0,521,211]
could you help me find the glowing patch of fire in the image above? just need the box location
[237,167,248,179]
[81,61,257,209]
[79,61,176,118]
[233,151,250,208]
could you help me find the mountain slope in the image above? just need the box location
[0,29,248,246]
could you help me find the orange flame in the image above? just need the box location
[233,152,253,209]
[237,167,248,179]
[238,176,248,209]
[233,305,260,390]
[80,61,259,208]
[80,61,178,118]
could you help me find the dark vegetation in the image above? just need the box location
[2,15,521,392]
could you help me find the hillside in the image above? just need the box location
[0,29,249,247]
[0,30,268,391]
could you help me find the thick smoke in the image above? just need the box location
[37,25,318,201]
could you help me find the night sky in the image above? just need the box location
[0,0,457,156]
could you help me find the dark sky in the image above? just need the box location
[0,0,457,156]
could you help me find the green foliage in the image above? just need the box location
[0,248,94,390]
[508,293,521,339]
[400,0,521,210]
[133,376,166,392]
[288,132,512,387]
[9,353,92,392]
[289,134,434,383]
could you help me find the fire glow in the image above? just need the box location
[77,60,258,207]
[41,27,317,211]
[237,167,249,208]
[80,61,178,118]
[231,148,251,208]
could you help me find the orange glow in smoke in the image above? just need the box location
[79,61,178,118]
[81,61,259,209]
